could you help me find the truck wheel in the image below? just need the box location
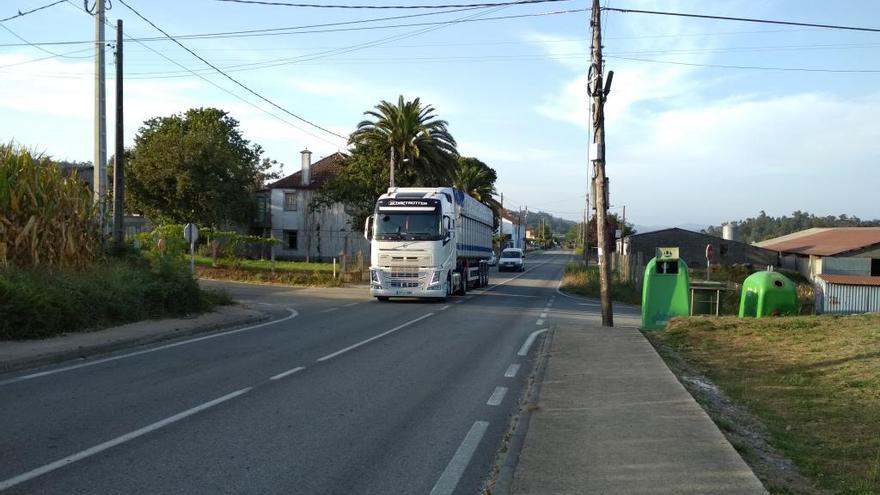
[459,270,467,295]
[377,296,390,302]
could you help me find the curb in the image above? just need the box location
[0,307,273,375]
[489,327,555,495]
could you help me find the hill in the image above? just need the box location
[705,210,880,244]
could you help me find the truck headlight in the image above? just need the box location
[427,270,441,289]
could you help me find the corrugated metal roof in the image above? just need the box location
[756,227,880,256]
[818,274,880,286]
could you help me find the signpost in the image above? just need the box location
[705,243,714,281]
[184,223,199,275]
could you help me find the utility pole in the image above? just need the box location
[92,0,108,229]
[389,147,395,188]
[591,0,614,326]
[112,19,124,248]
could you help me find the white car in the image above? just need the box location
[498,248,524,272]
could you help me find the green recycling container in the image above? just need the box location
[738,271,797,318]
[641,247,690,330]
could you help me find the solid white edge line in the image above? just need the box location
[269,366,305,381]
[0,309,299,387]
[486,386,508,406]
[429,421,490,495]
[343,302,359,307]
[321,307,339,313]
[0,387,252,491]
[518,329,548,356]
[316,313,434,363]
[504,363,520,378]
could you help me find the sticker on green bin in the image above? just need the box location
[656,247,679,261]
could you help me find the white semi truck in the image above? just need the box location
[364,187,494,301]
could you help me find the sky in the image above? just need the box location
[1,0,879,228]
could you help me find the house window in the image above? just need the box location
[872,258,880,277]
[284,230,298,250]
[284,192,297,211]
[720,243,729,257]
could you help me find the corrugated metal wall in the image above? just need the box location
[817,279,880,314]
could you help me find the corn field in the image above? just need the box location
[0,144,100,267]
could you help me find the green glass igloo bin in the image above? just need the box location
[738,271,797,318]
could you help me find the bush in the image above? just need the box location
[0,253,230,340]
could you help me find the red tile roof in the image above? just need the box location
[819,274,880,286]
[756,227,880,256]
[268,152,346,190]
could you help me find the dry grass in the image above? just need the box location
[656,314,880,494]
[559,261,641,305]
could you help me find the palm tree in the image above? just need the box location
[349,95,457,187]
[452,157,502,213]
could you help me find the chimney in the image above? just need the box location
[300,148,312,186]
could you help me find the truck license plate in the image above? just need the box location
[396,290,412,296]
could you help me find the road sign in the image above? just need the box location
[705,243,714,262]
[183,223,199,244]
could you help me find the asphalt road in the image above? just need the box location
[0,250,575,494]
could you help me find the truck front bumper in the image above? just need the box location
[369,268,445,298]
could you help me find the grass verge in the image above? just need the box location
[651,315,880,494]
[197,266,345,287]
[0,256,231,340]
[194,255,336,273]
[559,261,641,305]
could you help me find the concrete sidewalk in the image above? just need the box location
[511,321,767,494]
[0,304,273,374]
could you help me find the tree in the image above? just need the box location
[126,107,277,227]
[349,95,457,187]
[451,157,501,212]
[313,143,389,229]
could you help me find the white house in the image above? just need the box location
[266,149,370,262]
[500,209,525,249]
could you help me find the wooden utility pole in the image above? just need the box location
[112,19,124,248]
[591,0,613,326]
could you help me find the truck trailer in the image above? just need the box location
[364,187,494,301]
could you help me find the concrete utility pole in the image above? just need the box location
[112,19,124,248]
[389,147,395,188]
[92,0,108,227]
[591,0,614,326]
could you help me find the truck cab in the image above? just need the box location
[364,187,493,301]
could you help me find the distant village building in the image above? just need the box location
[757,228,880,314]
[622,228,776,268]
[499,209,525,250]
[262,149,369,262]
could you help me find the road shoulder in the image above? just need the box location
[0,304,274,374]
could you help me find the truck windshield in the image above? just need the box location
[376,212,441,240]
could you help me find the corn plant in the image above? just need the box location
[0,144,100,268]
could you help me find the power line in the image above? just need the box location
[215,0,572,9]
[0,46,93,69]
[0,6,583,47]
[0,0,67,22]
[116,0,348,141]
[603,7,880,34]
[117,8,582,78]
[64,0,346,147]
[606,55,880,73]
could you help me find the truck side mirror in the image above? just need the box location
[364,215,374,241]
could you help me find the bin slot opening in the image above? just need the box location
[657,261,679,274]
